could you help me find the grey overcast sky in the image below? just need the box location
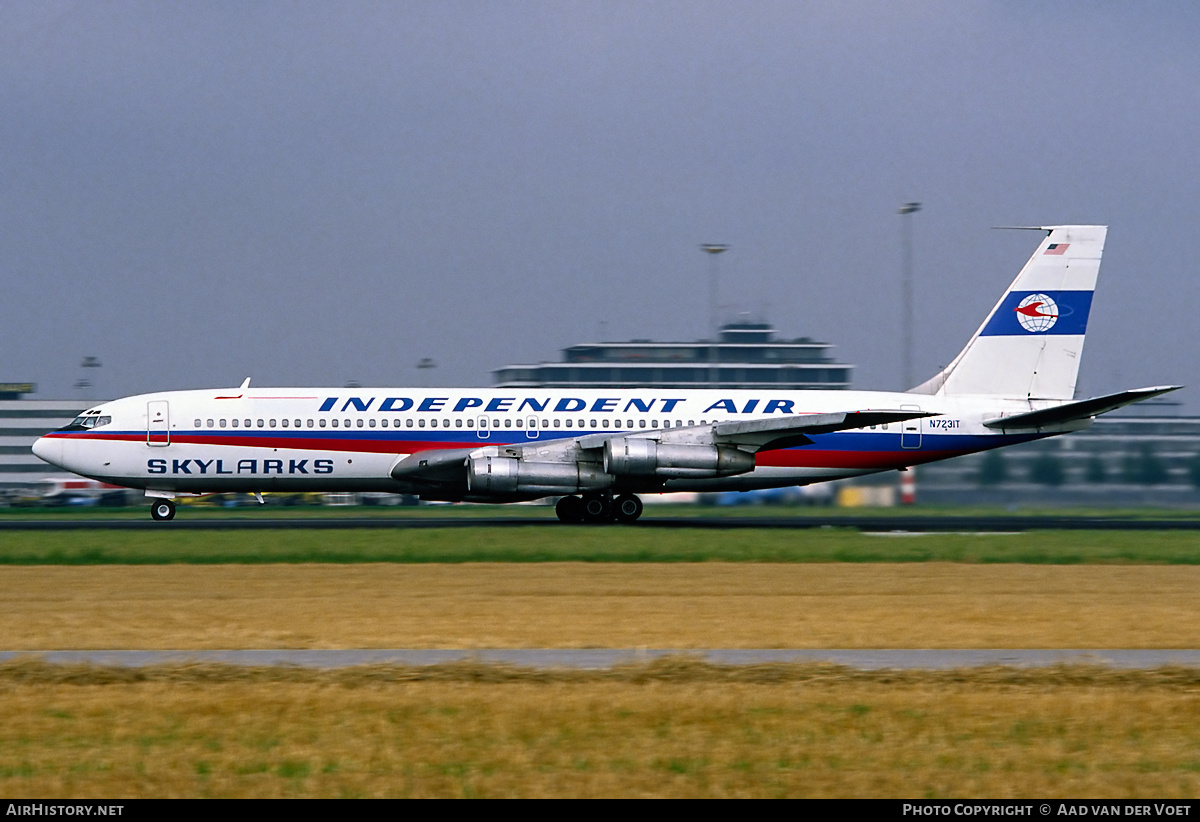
[2,1,1196,406]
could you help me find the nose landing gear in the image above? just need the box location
[554,493,643,524]
[149,499,176,521]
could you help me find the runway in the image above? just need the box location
[4,515,1200,531]
[3,649,1198,669]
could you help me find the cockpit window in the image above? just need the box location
[65,414,112,430]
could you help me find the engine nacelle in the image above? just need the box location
[603,439,755,478]
[467,455,613,495]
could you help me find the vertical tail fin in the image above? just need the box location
[910,225,1107,399]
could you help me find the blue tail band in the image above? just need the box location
[979,290,1092,337]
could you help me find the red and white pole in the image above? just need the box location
[900,467,917,505]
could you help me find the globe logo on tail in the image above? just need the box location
[1014,293,1058,333]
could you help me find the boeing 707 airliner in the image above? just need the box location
[32,226,1180,522]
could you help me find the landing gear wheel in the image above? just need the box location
[555,495,585,523]
[613,494,643,523]
[150,499,176,521]
[581,494,610,523]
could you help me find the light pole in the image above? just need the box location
[700,244,729,387]
[897,203,921,390]
[76,356,101,401]
[416,357,436,387]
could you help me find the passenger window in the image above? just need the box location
[244,419,251,428]
[590,419,597,428]
[406,419,414,428]
[332,419,339,428]
[232,419,239,428]
[343,420,350,428]
[456,419,462,428]
[639,420,646,428]
[515,419,523,428]
[380,419,387,428]
[270,419,277,427]
[294,419,301,428]
[319,419,326,428]
[565,419,572,428]
[194,419,201,427]
[578,420,584,428]
[652,420,659,428]
[356,419,364,428]
[615,420,622,428]
[281,419,289,428]
[369,419,376,428]
[553,419,560,428]
[307,419,314,428]
[688,420,694,426]
[206,419,214,428]
[542,419,548,428]
[258,419,265,428]
[419,419,426,428]
[627,420,633,428]
[220,419,227,428]
[466,419,474,428]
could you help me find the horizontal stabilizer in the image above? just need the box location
[983,386,1182,431]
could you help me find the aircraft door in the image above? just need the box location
[900,404,922,449]
[526,416,539,439]
[147,400,170,446]
[476,416,490,439]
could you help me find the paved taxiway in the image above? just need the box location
[4,515,1200,531]
[3,649,1198,669]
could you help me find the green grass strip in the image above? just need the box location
[1,528,1199,564]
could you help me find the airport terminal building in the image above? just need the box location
[492,321,854,390]
[0,384,89,492]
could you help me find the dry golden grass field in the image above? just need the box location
[0,563,1196,649]
[1,561,1197,797]
[0,661,1197,798]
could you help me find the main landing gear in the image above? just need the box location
[555,493,643,524]
[149,499,176,521]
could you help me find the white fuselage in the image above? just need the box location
[33,386,1061,500]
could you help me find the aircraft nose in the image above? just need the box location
[32,436,63,468]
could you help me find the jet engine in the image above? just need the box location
[602,438,755,478]
[467,455,614,496]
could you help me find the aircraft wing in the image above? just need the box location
[707,409,936,452]
[982,385,1182,431]
[389,408,937,491]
